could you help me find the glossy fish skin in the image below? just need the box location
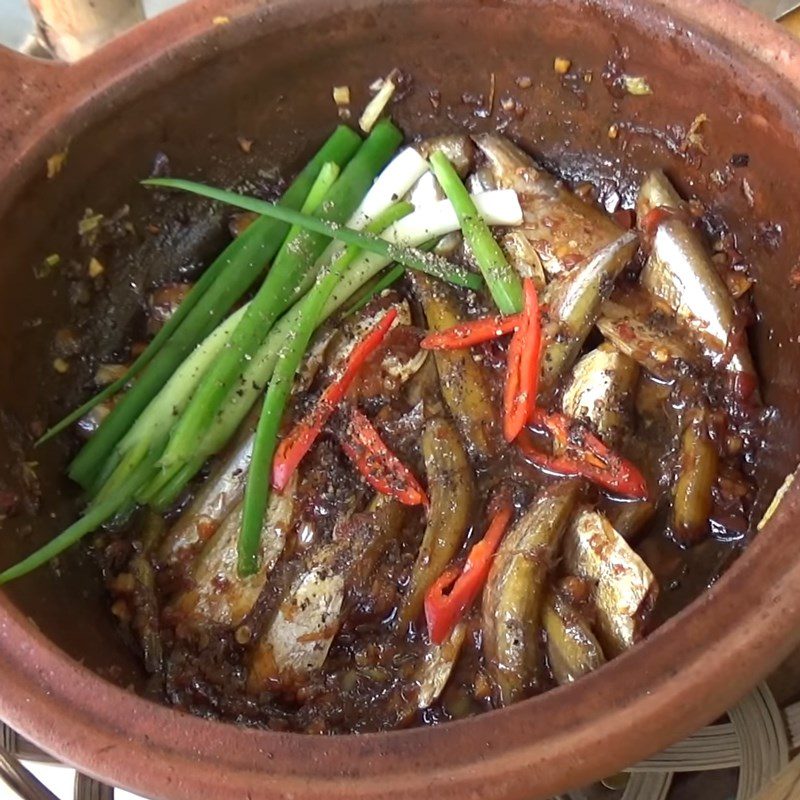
[672,407,718,545]
[597,288,705,382]
[170,474,297,629]
[561,343,640,447]
[501,230,547,290]
[563,508,658,657]
[248,495,405,689]
[399,416,475,629]
[540,230,638,397]
[473,134,622,276]
[259,543,346,681]
[543,592,606,685]
[158,407,259,569]
[637,170,756,379]
[482,480,580,706]
[414,274,501,461]
[416,623,468,709]
[635,169,683,220]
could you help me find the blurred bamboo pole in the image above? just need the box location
[28,0,145,61]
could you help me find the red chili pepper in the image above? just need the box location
[424,497,514,645]
[420,314,522,350]
[519,408,649,499]
[340,408,428,506]
[503,278,542,442]
[272,308,398,491]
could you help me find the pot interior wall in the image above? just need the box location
[1,0,799,691]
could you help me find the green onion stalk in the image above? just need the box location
[144,120,403,500]
[237,201,413,575]
[64,126,363,490]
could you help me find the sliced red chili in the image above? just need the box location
[272,308,398,491]
[340,408,427,507]
[424,497,514,645]
[519,408,649,500]
[503,278,542,442]
[420,314,521,350]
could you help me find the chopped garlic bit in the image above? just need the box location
[95,363,128,386]
[608,124,619,140]
[46,148,68,179]
[78,209,104,241]
[622,75,652,96]
[359,69,400,133]
[725,270,753,299]
[237,136,254,154]
[679,113,710,158]
[554,57,572,74]
[53,358,70,374]
[333,85,351,106]
[212,15,230,24]
[88,257,105,278]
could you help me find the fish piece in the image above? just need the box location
[416,135,477,177]
[294,327,338,393]
[413,274,501,460]
[323,297,422,391]
[543,591,606,685]
[433,231,463,259]
[561,343,639,447]
[482,480,580,705]
[635,169,684,219]
[563,508,658,657]
[399,416,475,628]
[672,407,718,545]
[501,230,547,290]
[540,231,638,396]
[416,623,468,709]
[467,164,498,195]
[126,512,166,676]
[261,543,346,680]
[473,133,622,276]
[341,495,407,599]
[249,495,405,688]
[158,406,259,569]
[597,287,706,381]
[170,474,297,629]
[637,170,756,381]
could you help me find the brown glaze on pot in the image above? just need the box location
[1,0,800,797]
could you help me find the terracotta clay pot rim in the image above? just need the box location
[1,1,800,798]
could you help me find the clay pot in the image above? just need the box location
[1,1,800,798]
